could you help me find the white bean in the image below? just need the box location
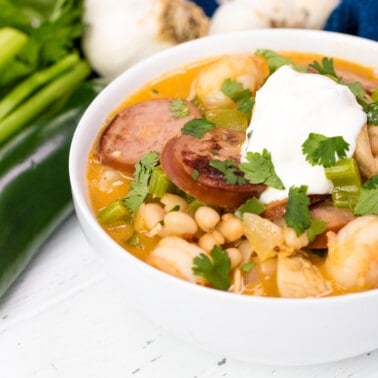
[226,247,242,269]
[217,213,244,242]
[194,206,220,232]
[198,230,225,252]
[144,203,165,230]
[161,211,198,236]
[160,193,188,212]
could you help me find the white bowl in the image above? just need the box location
[69,29,378,366]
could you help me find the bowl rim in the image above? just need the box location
[69,28,378,306]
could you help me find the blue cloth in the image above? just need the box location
[193,0,218,16]
[324,0,378,41]
[193,0,378,41]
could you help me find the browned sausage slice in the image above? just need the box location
[98,99,201,173]
[308,202,355,249]
[160,127,266,209]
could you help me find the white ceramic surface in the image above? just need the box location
[69,29,378,366]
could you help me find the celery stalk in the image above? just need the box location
[0,60,91,144]
[0,27,28,69]
[148,166,172,197]
[0,54,80,121]
[97,200,131,225]
[325,158,361,209]
[205,109,249,131]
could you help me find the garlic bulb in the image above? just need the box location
[83,0,209,79]
[209,0,339,34]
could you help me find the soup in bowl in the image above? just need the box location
[69,29,378,365]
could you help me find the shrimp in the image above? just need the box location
[277,252,332,298]
[191,54,269,109]
[146,236,207,284]
[325,215,378,291]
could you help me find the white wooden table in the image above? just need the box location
[1,214,378,378]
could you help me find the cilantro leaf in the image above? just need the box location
[240,261,256,273]
[235,197,265,219]
[181,118,215,139]
[239,149,284,189]
[169,98,189,118]
[344,81,366,101]
[353,175,378,215]
[237,95,255,117]
[209,159,245,185]
[220,78,255,118]
[255,49,293,73]
[122,151,159,212]
[221,78,252,102]
[192,245,231,290]
[307,219,327,243]
[364,102,378,125]
[309,57,339,80]
[310,57,367,101]
[285,185,311,236]
[191,169,199,180]
[302,133,349,167]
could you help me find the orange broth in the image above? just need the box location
[87,52,378,296]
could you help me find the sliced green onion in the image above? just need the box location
[325,158,361,209]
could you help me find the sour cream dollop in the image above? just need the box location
[241,65,367,203]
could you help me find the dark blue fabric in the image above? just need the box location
[193,0,218,16]
[193,0,378,41]
[324,0,378,41]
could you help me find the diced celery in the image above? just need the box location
[205,109,249,131]
[148,166,172,197]
[97,200,131,225]
[325,158,361,209]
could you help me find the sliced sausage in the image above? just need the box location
[160,127,266,209]
[98,99,201,173]
[308,202,355,249]
[261,196,355,249]
[261,195,328,221]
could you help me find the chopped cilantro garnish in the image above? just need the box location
[237,95,255,117]
[285,185,311,236]
[240,261,256,273]
[255,49,293,73]
[191,169,199,180]
[364,102,378,125]
[169,98,189,118]
[239,149,284,189]
[235,197,265,219]
[345,81,366,101]
[302,133,349,168]
[310,57,367,101]
[353,175,378,215]
[210,159,245,185]
[122,151,159,213]
[221,78,251,102]
[307,219,327,243]
[192,245,231,291]
[221,78,255,118]
[181,118,215,138]
[310,57,339,79]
